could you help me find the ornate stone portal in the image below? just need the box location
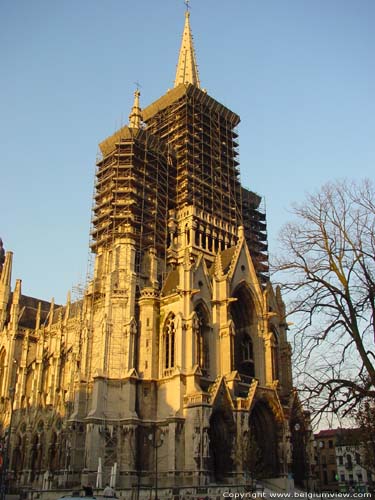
[0,7,312,494]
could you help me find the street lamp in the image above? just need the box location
[292,421,313,493]
[315,441,324,492]
[148,427,164,500]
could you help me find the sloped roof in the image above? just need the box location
[99,124,170,159]
[14,294,52,329]
[161,269,180,296]
[142,83,240,125]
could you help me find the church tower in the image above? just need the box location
[0,7,312,496]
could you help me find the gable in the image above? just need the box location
[229,242,262,303]
[192,256,212,304]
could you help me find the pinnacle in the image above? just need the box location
[174,10,200,88]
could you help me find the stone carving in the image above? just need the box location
[202,428,209,458]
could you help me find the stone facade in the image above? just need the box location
[0,8,312,494]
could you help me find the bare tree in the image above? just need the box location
[274,179,375,422]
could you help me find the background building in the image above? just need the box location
[0,9,312,496]
[314,429,340,492]
[314,428,375,494]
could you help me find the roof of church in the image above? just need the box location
[99,124,170,158]
[142,83,240,125]
[174,10,200,88]
[99,8,239,157]
[100,83,239,158]
[9,294,52,329]
[161,268,180,296]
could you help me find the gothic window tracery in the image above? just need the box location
[163,314,176,373]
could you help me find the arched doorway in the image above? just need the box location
[208,408,235,482]
[247,401,280,478]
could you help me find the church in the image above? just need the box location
[0,7,312,496]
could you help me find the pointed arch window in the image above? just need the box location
[271,329,280,381]
[185,224,190,245]
[242,336,253,363]
[241,335,255,377]
[230,284,256,381]
[163,314,176,373]
[195,306,210,375]
[0,349,6,396]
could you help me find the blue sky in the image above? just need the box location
[1,0,374,304]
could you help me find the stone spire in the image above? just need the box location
[128,89,142,129]
[174,8,200,88]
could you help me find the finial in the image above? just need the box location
[128,88,142,129]
[0,238,5,274]
[35,301,42,330]
[48,297,55,326]
[174,2,200,88]
[12,279,22,304]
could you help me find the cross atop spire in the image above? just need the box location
[128,88,142,129]
[174,5,200,88]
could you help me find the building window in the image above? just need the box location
[329,440,333,449]
[194,306,210,375]
[355,452,361,465]
[230,284,256,379]
[0,349,6,395]
[242,336,253,363]
[338,456,343,465]
[329,454,335,464]
[185,224,190,245]
[340,474,345,482]
[271,329,279,381]
[163,314,176,372]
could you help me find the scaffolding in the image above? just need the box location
[241,187,269,283]
[91,128,175,272]
[143,84,242,243]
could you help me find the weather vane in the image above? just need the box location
[184,0,191,12]
[134,81,142,91]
